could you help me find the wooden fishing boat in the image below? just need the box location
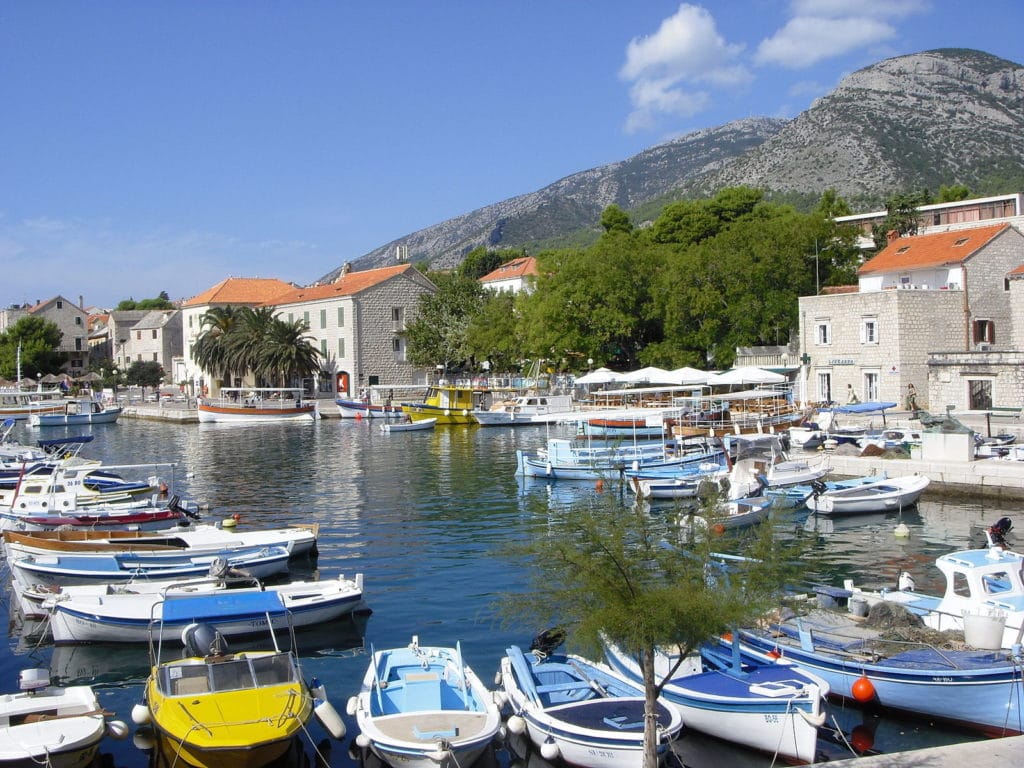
[381,417,437,433]
[335,398,404,419]
[197,388,317,424]
[498,632,683,768]
[804,474,930,515]
[28,398,122,427]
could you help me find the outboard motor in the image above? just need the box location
[529,627,566,658]
[182,623,229,658]
[986,517,1013,548]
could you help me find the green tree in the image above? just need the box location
[871,189,933,248]
[502,491,802,768]
[465,291,522,373]
[403,273,486,372]
[599,204,633,234]
[115,292,174,311]
[458,246,520,281]
[0,316,65,379]
[125,360,165,388]
[814,188,852,218]
[518,233,666,370]
[259,317,322,387]
[938,183,971,202]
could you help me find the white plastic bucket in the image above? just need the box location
[962,610,1006,650]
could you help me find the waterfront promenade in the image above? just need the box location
[814,734,1024,766]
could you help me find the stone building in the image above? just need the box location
[0,296,90,375]
[270,264,437,397]
[123,310,183,382]
[798,222,1024,411]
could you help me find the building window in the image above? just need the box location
[815,321,831,346]
[969,379,993,410]
[320,339,327,356]
[136,331,141,340]
[320,309,327,329]
[153,353,158,361]
[302,311,310,327]
[973,319,995,345]
[75,316,82,326]
[56,300,63,309]
[392,337,405,361]
[75,338,83,351]
[860,317,878,344]
[152,329,157,339]
[189,315,193,327]
[392,307,404,330]
[337,307,345,327]
[1005,278,1011,292]
[816,371,832,404]
[863,371,879,401]
[337,338,345,358]
[288,312,293,323]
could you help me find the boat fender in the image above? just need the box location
[493,690,508,708]
[130,702,151,726]
[107,719,130,739]
[507,714,526,735]
[496,723,508,741]
[461,409,468,416]
[797,709,827,728]
[540,739,560,761]
[494,670,502,686]
[132,728,155,751]
[851,675,876,703]
[314,697,346,739]
[444,410,450,417]
[355,733,371,749]
[345,695,359,717]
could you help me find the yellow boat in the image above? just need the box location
[134,592,338,768]
[400,384,499,425]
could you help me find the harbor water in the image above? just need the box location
[2,417,1009,767]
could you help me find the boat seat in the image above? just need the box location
[413,724,458,740]
[535,681,592,693]
[402,671,442,711]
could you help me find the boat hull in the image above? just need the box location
[0,684,107,768]
[735,626,1024,736]
[805,475,930,515]
[335,399,403,419]
[197,403,316,423]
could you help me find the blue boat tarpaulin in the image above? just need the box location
[162,590,287,622]
[822,401,897,414]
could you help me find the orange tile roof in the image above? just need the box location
[480,256,538,283]
[858,223,1010,275]
[270,264,417,306]
[182,277,296,307]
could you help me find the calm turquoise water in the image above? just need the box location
[3,418,1007,767]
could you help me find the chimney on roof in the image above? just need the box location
[886,230,900,245]
[79,295,84,309]
[335,263,352,282]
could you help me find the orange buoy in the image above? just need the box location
[712,523,726,535]
[721,632,733,643]
[595,479,604,492]
[850,725,875,753]
[767,649,781,659]
[851,675,876,703]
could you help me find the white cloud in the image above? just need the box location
[620,3,748,132]
[757,1,929,69]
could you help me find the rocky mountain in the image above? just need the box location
[320,48,1024,280]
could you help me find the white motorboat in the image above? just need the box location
[381,417,436,433]
[44,573,365,644]
[0,668,126,767]
[804,474,930,515]
[473,393,575,425]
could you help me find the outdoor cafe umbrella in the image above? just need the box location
[39,373,62,384]
[707,366,786,387]
[75,372,103,382]
[575,367,624,386]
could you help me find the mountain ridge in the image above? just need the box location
[318,48,1024,282]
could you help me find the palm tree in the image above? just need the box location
[260,318,321,387]
[229,307,278,385]
[192,306,241,387]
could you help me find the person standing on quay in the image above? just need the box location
[906,382,918,411]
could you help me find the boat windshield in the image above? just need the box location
[161,652,297,695]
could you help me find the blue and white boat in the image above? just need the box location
[730,598,1024,736]
[347,636,502,768]
[335,398,404,419]
[45,573,365,644]
[602,637,827,763]
[516,436,721,481]
[498,635,683,768]
[28,398,123,427]
[9,543,292,589]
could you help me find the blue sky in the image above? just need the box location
[2,1,1020,309]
